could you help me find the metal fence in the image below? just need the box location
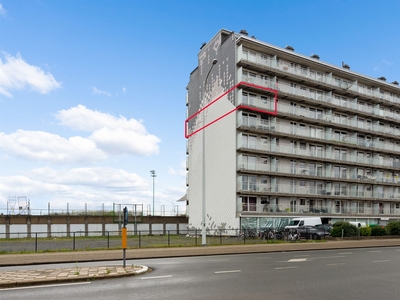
[0,228,327,254]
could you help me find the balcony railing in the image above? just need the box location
[241,204,399,216]
[269,101,400,137]
[239,71,400,125]
[238,120,400,155]
[239,142,400,170]
[240,49,400,107]
[238,183,400,200]
[239,163,400,184]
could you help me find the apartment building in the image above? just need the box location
[186,29,400,230]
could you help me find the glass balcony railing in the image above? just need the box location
[238,183,400,200]
[239,141,399,169]
[238,119,400,155]
[240,49,400,106]
[239,162,400,184]
[244,203,397,216]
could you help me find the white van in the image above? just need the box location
[285,217,322,229]
[349,221,367,228]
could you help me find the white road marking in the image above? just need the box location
[141,275,173,280]
[338,252,352,255]
[327,263,346,266]
[215,270,241,274]
[288,258,307,262]
[0,282,90,291]
[275,266,298,270]
[372,260,390,263]
[313,256,345,259]
[369,251,382,253]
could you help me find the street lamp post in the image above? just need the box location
[202,58,217,246]
[150,170,156,215]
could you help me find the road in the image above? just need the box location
[1,246,399,299]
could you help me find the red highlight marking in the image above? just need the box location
[185,81,278,138]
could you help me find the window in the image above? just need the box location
[242,176,257,191]
[241,196,257,212]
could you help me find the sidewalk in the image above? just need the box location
[1,238,400,288]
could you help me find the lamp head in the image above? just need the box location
[212,59,217,65]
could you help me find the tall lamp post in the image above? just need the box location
[150,170,156,215]
[202,58,217,246]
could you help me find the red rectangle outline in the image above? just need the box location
[185,81,278,138]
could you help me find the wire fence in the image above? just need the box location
[0,228,328,254]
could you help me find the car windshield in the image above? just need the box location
[288,220,300,226]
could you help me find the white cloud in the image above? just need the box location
[0,4,6,16]
[0,167,150,209]
[92,86,111,97]
[0,53,61,98]
[122,87,126,94]
[30,167,148,189]
[0,130,107,163]
[56,105,161,156]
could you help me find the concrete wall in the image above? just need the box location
[0,215,188,238]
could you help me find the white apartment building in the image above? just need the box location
[186,29,400,230]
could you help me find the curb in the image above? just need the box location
[0,265,149,289]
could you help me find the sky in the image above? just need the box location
[0,0,399,214]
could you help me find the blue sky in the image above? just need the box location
[0,0,399,213]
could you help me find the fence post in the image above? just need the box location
[73,232,76,250]
[107,231,110,249]
[168,230,170,247]
[139,231,141,248]
[195,229,197,246]
[220,230,222,245]
[35,233,38,253]
[244,228,246,244]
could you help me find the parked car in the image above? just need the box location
[296,225,330,240]
[314,224,333,232]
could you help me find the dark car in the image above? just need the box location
[295,225,330,240]
[314,224,333,232]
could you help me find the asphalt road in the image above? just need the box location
[1,246,400,299]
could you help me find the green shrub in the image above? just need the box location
[330,221,358,237]
[386,221,400,235]
[360,227,371,236]
[370,226,386,236]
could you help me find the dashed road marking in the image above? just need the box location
[327,263,346,266]
[288,258,307,262]
[372,260,390,263]
[141,275,173,280]
[275,266,298,270]
[369,251,382,253]
[215,270,241,274]
[338,252,352,255]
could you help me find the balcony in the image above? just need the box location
[239,48,400,108]
[238,183,400,201]
[239,141,398,171]
[240,203,400,217]
[238,120,400,155]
